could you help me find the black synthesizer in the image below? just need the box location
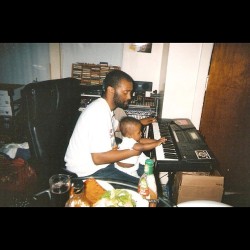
[147,118,217,172]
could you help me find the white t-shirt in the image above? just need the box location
[114,137,149,177]
[65,98,119,177]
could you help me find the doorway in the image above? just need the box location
[199,43,250,192]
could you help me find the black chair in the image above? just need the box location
[21,78,80,190]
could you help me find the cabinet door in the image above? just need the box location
[199,43,250,192]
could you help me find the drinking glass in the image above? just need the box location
[49,174,71,207]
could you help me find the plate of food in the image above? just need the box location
[83,179,114,191]
[93,188,149,207]
[83,178,114,206]
[67,178,149,207]
[66,178,114,207]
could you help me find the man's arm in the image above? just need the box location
[91,149,140,165]
[140,117,157,126]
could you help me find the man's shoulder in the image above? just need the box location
[85,98,107,111]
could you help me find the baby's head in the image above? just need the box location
[119,116,142,141]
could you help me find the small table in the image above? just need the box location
[28,177,173,207]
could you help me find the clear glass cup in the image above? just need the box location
[49,174,71,207]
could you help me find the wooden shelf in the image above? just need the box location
[71,62,120,85]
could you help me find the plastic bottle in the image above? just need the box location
[138,159,158,207]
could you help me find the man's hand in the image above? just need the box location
[140,117,157,126]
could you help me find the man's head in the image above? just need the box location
[102,70,134,110]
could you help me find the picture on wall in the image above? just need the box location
[129,43,152,53]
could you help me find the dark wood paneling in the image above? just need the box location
[199,43,250,192]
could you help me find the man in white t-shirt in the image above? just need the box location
[65,70,144,184]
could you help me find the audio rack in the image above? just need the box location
[79,81,160,119]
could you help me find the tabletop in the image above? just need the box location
[27,176,174,207]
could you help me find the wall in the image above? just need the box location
[0,43,50,84]
[60,43,124,78]
[49,43,61,79]
[159,44,170,94]
[0,43,212,129]
[0,43,51,101]
[0,43,123,100]
[162,43,213,128]
[192,43,214,128]
[121,43,166,93]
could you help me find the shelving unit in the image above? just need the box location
[71,62,120,85]
[0,83,23,144]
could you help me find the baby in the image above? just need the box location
[114,116,166,178]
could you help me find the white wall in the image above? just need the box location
[159,43,170,93]
[0,43,213,129]
[60,43,124,78]
[49,43,61,79]
[121,43,165,93]
[192,43,213,128]
[162,43,213,129]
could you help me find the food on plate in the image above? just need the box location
[66,178,107,207]
[65,180,90,207]
[93,189,136,207]
[84,178,107,206]
[65,179,140,207]
[65,193,90,207]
